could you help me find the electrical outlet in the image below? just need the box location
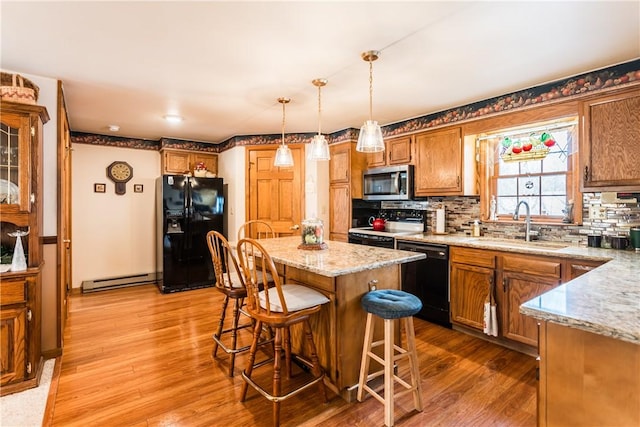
[589,205,607,220]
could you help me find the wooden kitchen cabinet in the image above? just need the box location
[580,87,640,192]
[565,258,605,281]
[366,135,413,168]
[0,100,47,396]
[499,254,562,347]
[328,142,366,242]
[414,127,465,196]
[161,148,218,175]
[538,321,640,427]
[450,247,496,331]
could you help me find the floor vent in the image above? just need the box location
[81,273,158,293]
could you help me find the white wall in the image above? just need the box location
[217,146,245,242]
[304,150,330,228]
[71,144,159,288]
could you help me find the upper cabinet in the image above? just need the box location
[0,101,49,263]
[366,135,413,168]
[328,142,367,241]
[161,148,218,176]
[580,88,640,192]
[415,126,478,196]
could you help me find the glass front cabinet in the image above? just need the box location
[0,100,49,396]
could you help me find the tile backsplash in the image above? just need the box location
[428,193,640,246]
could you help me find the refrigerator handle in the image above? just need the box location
[185,179,192,214]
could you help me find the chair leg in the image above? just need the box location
[213,294,230,358]
[384,318,394,427]
[283,326,292,379]
[272,327,283,427]
[303,319,327,403]
[404,316,423,412]
[240,319,263,402]
[228,296,243,377]
[357,313,375,402]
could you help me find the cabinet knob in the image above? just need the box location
[368,279,378,291]
[584,165,589,182]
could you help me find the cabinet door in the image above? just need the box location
[387,135,412,165]
[450,263,493,330]
[163,151,190,174]
[329,184,350,242]
[0,111,32,213]
[192,153,218,175]
[414,127,462,196]
[581,88,640,191]
[0,307,27,386]
[501,272,560,346]
[367,136,413,168]
[329,144,351,184]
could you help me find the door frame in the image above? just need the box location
[56,81,72,352]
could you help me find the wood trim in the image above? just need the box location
[42,236,57,245]
[42,356,62,427]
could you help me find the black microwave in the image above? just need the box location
[363,165,413,201]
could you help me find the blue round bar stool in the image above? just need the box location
[357,289,423,427]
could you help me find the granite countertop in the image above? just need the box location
[253,236,425,277]
[395,233,640,345]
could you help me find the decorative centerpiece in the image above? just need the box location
[298,218,328,250]
[8,228,29,271]
[194,162,207,177]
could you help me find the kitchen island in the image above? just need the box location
[252,236,425,401]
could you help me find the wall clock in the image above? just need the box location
[106,161,133,195]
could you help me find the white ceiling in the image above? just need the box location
[2,1,639,144]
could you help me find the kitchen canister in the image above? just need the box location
[611,235,628,250]
[630,227,640,252]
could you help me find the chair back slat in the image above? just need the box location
[237,238,289,316]
[206,230,244,291]
[237,220,276,242]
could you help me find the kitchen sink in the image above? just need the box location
[467,237,568,250]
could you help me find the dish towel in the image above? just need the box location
[483,281,498,337]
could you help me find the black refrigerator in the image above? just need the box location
[156,175,224,293]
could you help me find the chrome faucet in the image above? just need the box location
[513,201,532,241]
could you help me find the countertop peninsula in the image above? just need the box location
[395,233,640,345]
[253,236,425,277]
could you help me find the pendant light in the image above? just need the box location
[308,78,331,161]
[274,97,294,167]
[356,50,385,153]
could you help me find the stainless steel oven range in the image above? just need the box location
[347,201,428,248]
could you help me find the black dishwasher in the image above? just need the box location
[397,241,451,328]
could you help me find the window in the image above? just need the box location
[481,118,578,222]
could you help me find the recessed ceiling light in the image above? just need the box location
[163,114,184,124]
[108,125,120,132]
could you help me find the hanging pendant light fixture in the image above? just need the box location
[308,78,331,161]
[356,50,385,153]
[274,97,294,167]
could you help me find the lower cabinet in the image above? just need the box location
[0,270,42,396]
[450,246,598,350]
[450,247,496,331]
[538,321,640,426]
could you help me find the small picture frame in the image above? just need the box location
[94,183,106,193]
[134,184,144,193]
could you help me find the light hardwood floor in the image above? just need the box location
[47,284,537,426]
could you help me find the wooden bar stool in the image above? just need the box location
[357,289,423,427]
[206,230,255,377]
[237,237,330,427]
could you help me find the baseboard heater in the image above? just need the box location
[81,272,158,293]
